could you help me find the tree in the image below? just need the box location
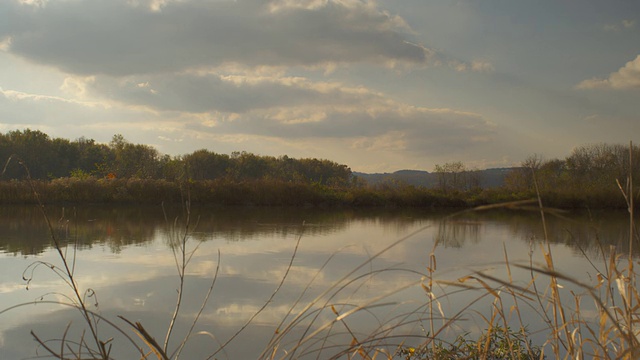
[504,154,544,192]
[3,129,53,179]
[506,143,640,195]
[108,135,161,178]
[565,143,632,190]
[433,161,468,192]
[74,137,113,177]
[49,137,79,178]
[182,149,230,180]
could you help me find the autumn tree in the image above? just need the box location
[0,129,355,186]
[433,161,479,192]
[565,143,638,190]
[108,134,161,178]
[504,154,544,192]
[1,129,53,179]
[506,143,640,195]
[73,137,113,177]
[182,149,230,180]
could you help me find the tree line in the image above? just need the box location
[1,129,637,208]
[503,142,640,208]
[0,129,353,186]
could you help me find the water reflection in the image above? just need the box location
[0,205,442,256]
[1,206,636,257]
[0,205,637,359]
[433,209,638,256]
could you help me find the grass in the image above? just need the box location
[0,176,475,207]
[1,174,633,210]
[2,148,640,359]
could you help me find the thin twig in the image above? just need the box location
[172,250,221,360]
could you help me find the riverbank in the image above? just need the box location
[0,176,632,209]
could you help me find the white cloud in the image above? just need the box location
[0,0,559,172]
[97,70,495,151]
[603,19,636,32]
[2,0,432,76]
[0,57,501,169]
[85,72,388,114]
[126,0,173,12]
[449,59,494,73]
[471,60,494,73]
[351,131,407,152]
[576,55,640,90]
[60,76,96,98]
[1,88,94,107]
[157,135,182,142]
[450,61,468,72]
[17,0,48,7]
[0,86,182,145]
[186,101,495,158]
[0,37,11,51]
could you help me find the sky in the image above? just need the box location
[1,0,639,173]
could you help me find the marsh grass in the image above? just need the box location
[0,175,534,208]
[397,142,640,360]
[2,145,640,359]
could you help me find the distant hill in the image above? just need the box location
[479,168,514,188]
[353,168,513,189]
[353,170,437,187]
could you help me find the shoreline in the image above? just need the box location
[0,177,631,210]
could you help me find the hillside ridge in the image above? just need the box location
[354,168,514,188]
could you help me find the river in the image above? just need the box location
[0,205,635,359]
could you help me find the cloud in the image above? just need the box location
[2,0,432,76]
[85,73,379,113]
[0,88,101,113]
[0,87,178,141]
[66,66,496,157]
[0,37,11,51]
[603,24,619,32]
[187,101,496,157]
[603,19,636,32]
[470,60,495,73]
[0,0,515,171]
[450,59,494,73]
[576,55,640,90]
[351,131,407,152]
[0,79,510,172]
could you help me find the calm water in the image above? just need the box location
[0,205,635,359]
